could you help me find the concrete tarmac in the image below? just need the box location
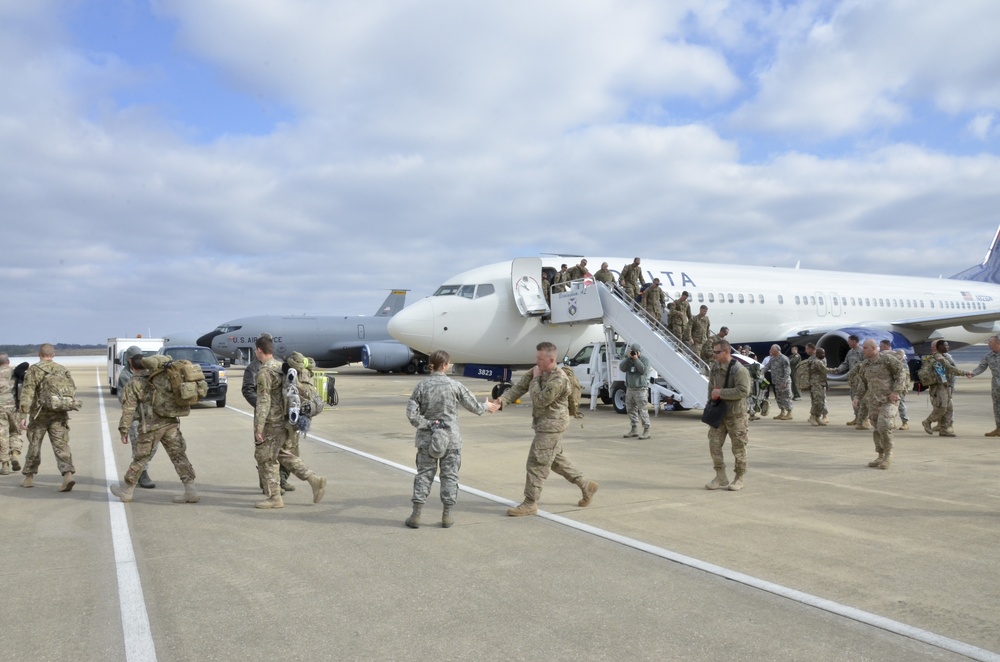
[2,360,999,661]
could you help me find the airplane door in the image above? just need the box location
[511,257,550,317]
[829,291,842,317]
[815,291,827,318]
[358,324,365,339]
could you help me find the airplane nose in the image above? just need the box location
[196,330,223,348]
[388,300,435,353]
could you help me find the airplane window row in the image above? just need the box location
[691,291,989,312]
[694,293,765,305]
[433,284,496,299]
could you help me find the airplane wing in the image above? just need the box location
[780,309,1000,342]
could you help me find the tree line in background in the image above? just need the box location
[0,343,104,356]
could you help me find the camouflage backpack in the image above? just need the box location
[143,356,208,417]
[794,359,812,391]
[36,363,81,413]
[284,352,324,431]
[917,356,944,388]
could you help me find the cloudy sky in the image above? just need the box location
[3,0,1000,344]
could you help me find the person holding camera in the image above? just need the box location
[619,344,651,439]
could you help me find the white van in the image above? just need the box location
[107,337,165,395]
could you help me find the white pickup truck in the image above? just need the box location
[563,341,686,414]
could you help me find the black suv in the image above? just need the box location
[161,346,228,408]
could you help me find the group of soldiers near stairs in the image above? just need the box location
[5,324,1000,523]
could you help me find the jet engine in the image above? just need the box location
[815,328,913,377]
[362,342,415,373]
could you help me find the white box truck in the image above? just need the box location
[107,337,165,395]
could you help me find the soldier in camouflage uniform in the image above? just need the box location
[241,333,293,494]
[668,291,693,342]
[619,257,646,301]
[110,355,201,504]
[404,350,489,528]
[879,340,910,430]
[641,278,667,323]
[805,345,835,426]
[18,344,76,492]
[594,262,615,288]
[920,340,970,437]
[833,335,868,428]
[705,339,751,491]
[970,334,1000,436]
[789,346,803,400]
[118,346,157,489]
[767,345,794,420]
[701,327,729,363]
[551,264,570,294]
[854,339,908,470]
[619,344,650,439]
[690,306,711,350]
[565,259,588,281]
[253,337,327,510]
[0,354,18,475]
[489,342,599,516]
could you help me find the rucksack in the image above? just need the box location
[795,359,812,391]
[284,353,324,431]
[917,357,940,388]
[36,364,81,413]
[144,357,208,417]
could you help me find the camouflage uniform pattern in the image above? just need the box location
[855,353,908,460]
[971,350,1000,426]
[769,353,793,413]
[806,357,832,420]
[0,365,17,462]
[254,358,314,496]
[619,354,650,431]
[593,267,615,287]
[500,368,588,504]
[118,375,195,486]
[923,352,965,431]
[19,361,75,477]
[883,349,910,423]
[668,298,692,342]
[561,367,584,419]
[690,314,711,349]
[707,359,750,476]
[836,346,865,417]
[406,373,487,505]
[118,355,157,465]
[641,285,666,322]
[701,333,722,363]
[566,262,587,281]
[789,352,802,400]
[619,263,645,301]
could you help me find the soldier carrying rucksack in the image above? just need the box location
[17,344,78,492]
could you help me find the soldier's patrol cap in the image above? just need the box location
[630,344,642,352]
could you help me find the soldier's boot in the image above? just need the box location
[405,503,422,528]
[307,473,327,504]
[931,424,941,432]
[59,472,75,493]
[877,452,892,470]
[255,485,284,510]
[985,428,1000,437]
[280,467,295,492]
[727,473,745,491]
[705,468,730,490]
[172,482,201,504]
[10,452,20,472]
[855,420,872,431]
[808,416,820,427]
[0,461,10,475]
[441,505,454,528]
[638,427,651,440]
[922,419,934,435]
[623,427,638,438]
[773,409,786,420]
[846,418,858,426]
[20,474,33,488]
[138,470,156,489]
[577,480,599,507]
[820,414,830,425]
[110,482,135,503]
[783,411,794,421]
[939,428,956,438]
[867,453,884,468]
[899,421,910,431]
[506,501,538,517]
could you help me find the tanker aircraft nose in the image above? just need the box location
[387,299,436,355]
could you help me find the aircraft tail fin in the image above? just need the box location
[375,290,407,317]
[951,224,1000,284]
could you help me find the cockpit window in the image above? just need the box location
[215,325,241,333]
[475,284,495,298]
[433,285,462,296]
[458,285,476,299]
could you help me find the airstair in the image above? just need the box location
[549,278,711,409]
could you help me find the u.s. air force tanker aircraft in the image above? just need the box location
[388,227,1000,376]
[197,290,427,373]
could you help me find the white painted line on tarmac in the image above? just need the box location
[247,407,996,662]
[97,370,157,662]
